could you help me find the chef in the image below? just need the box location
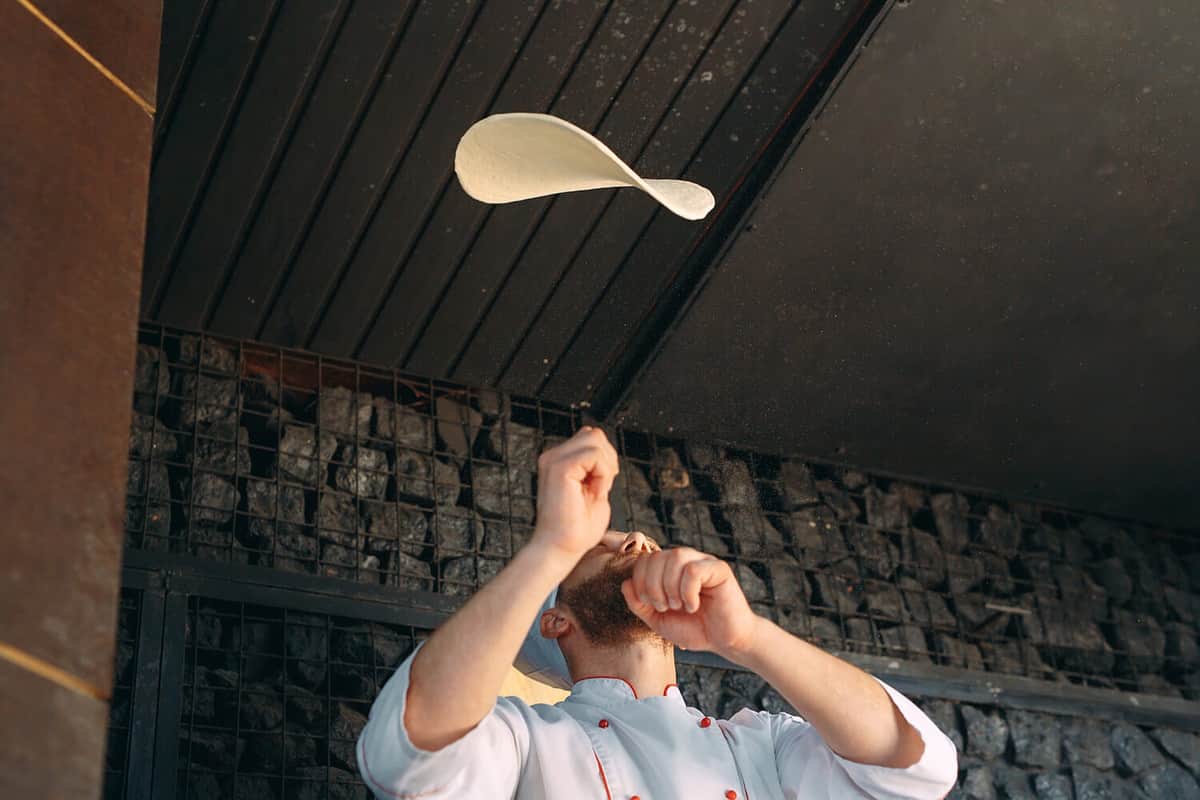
[356,426,959,799]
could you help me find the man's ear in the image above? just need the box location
[539,607,573,640]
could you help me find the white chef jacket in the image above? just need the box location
[357,640,958,800]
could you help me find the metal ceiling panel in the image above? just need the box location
[621,0,1200,526]
[143,0,870,397]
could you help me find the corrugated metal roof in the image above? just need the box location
[142,0,872,402]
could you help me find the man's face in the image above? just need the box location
[557,532,668,648]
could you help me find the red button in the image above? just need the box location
[726,791,738,800]
[598,719,609,728]
[700,717,712,728]
[631,796,641,800]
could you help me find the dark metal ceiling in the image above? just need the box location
[621,0,1200,527]
[143,0,874,398]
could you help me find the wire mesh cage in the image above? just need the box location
[174,596,424,800]
[125,322,1200,699]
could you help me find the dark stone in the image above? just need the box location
[285,620,327,690]
[810,558,862,615]
[180,729,243,771]
[174,372,238,437]
[434,507,485,555]
[1033,773,1074,800]
[434,397,482,458]
[879,624,930,660]
[1063,717,1116,770]
[194,426,251,476]
[1165,587,1200,626]
[904,585,957,629]
[287,766,367,800]
[779,460,818,509]
[181,472,239,524]
[1025,597,1114,674]
[980,505,1023,555]
[902,528,947,588]
[620,459,656,502]
[963,705,1009,760]
[133,344,170,412]
[330,623,411,668]
[722,671,765,706]
[766,556,810,608]
[1113,608,1166,674]
[319,387,373,438]
[728,507,789,558]
[395,450,461,506]
[788,506,849,564]
[956,593,1018,636]
[1112,723,1165,775]
[847,524,899,579]
[844,617,874,654]
[441,556,503,596]
[734,563,770,604]
[994,765,1037,799]
[362,502,428,556]
[240,731,318,775]
[1138,764,1200,800]
[841,470,869,490]
[333,445,389,499]
[1089,558,1134,606]
[470,462,534,521]
[816,481,861,522]
[759,686,794,715]
[240,688,284,732]
[1073,765,1150,800]
[278,425,338,485]
[1151,728,1200,777]
[864,584,908,623]
[948,552,986,594]
[129,412,178,460]
[919,699,964,753]
[328,703,368,772]
[318,492,363,539]
[373,397,432,450]
[1009,710,1062,768]
[981,552,1016,597]
[178,335,238,374]
[934,633,985,670]
[387,551,434,592]
[667,499,730,556]
[932,493,971,554]
[1055,565,1108,623]
[865,486,908,530]
[484,419,539,472]
[964,764,998,800]
[807,615,843,649]
[653,448,693,495]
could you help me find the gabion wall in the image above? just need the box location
[126,324,1200,697]
[677,662,1200,800]
[114,323,1200,798]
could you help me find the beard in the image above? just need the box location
[557,555,671,650]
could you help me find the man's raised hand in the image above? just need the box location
[530,426,620,559]
[620,547,762,661]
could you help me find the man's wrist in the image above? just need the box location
[519,534,587,580]
[717,612,773,668]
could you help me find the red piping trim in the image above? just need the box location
[663,683,678,696]
[574,674,639,699]
[594,750,614,800]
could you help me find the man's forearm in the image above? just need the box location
[724,615,925,768]
[405,541,577,750]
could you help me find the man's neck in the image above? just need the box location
[567,637,677,699]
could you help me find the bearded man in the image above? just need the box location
[357,426,958,798]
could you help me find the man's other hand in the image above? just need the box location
[530,426,620,560]
[620,548,762,661]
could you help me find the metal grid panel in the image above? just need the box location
[176,596,424,799]
[126,322,1200,699]
[104,589,143,799]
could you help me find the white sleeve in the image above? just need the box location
[356,640,529,799]
[765,678,958,799]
